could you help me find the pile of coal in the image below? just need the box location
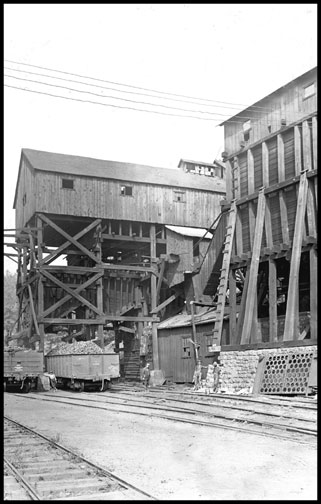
[47,340,103,355]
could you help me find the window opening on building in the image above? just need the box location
[174,190,186,203]
[22,193,26,206]
[193,238,200,257]
[303,83,315,99]
[243,119,251,142]
[182,338,191,357]
[120,185,133,196]
[62,178,74,190]
[205,334,215,353]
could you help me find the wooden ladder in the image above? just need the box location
[240,187,266,344]
[212,200,237,346]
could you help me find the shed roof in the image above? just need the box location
[19,148,226,193]
[157,306,227,329]
[165,225,213,239]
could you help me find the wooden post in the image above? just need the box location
[190,301,198,363]
[283,171,308,340]
[311,116,317,171]
[36,216,45,352]
[302,120,312,171]
[228,269,236,345]
[310,247,317,340]
[150,224,159,369]
[268,258,278,342]
[225,159,233,201]
[240,189,266,344]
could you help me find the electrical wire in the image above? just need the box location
[4,65,269,114]
[4,84,225,121]
[4,59,275,112]
[4,74,255,119]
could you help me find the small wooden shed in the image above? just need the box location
[157,308,228,383]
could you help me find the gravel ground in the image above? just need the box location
[4,391,317,500]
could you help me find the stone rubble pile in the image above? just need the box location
[46,340,103,355]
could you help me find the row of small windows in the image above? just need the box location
[60,179,186,202]
[182,335,215,358]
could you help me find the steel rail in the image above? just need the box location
[9,394,317,445]
[4,456,41,500]
[112,384,318,410]
[105,389,317,423]
[4,415,157,500]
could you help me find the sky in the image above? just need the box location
[3,3,317,273]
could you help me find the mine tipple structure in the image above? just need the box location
[204,67,317,351]
[11,149,225,375]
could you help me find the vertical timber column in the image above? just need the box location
[268,258,278,342]
[310,246,317,340]
[150,224,159,369]
[37,216,45,352]
[96,223,104,350]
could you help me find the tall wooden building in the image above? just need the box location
[9,149,225,376]
[201,66,317,349]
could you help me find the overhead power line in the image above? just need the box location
[4,65,270,115]
[4,84,222,121]
[4,59,273,112]
[4,73,259,120]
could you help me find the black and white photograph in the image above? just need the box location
[4,3,317,500]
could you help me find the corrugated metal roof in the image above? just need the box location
[21,148,226,193]
[157,306,219,329]
[165,225,213,239]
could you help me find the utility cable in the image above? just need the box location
[4,65,272,115]
[4,74,259,120]
[4,59,275,112]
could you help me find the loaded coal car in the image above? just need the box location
[4,347,44,393]
[45,341,120,392]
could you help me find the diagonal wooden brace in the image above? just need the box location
[41,269,105,317]
[42,271,104,318]
[38,215,101,265]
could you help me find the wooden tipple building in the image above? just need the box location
[10,150,225,377]
[192,67,317,394]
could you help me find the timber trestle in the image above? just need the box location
[6,214,162,366]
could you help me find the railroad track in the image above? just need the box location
[4,416,156,501]
[8,390,317,446]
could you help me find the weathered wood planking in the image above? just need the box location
[222,68,316,154]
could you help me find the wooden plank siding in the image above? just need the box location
[222,68,317,155]
[33,171,224,229]
[15,158,37,230]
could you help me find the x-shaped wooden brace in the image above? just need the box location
[41,269,105,318]
[38,215,101,266]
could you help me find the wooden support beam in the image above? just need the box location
[27,284,40,336]
[294,125,302,175]
[235,265,250,343]
[150,224,159,369]
[41,269,104,317]
[302,120,312,171]
[150,293,178,314]
[235,207,243,257]
[279,190,290,244]
[283,171,308,340]
[311,116,317,171]
[42,271,103,318]
[228,269,236,345]
[234,157,241,200]
[38,215,101,265]
[306,179,317,238]
[36,216,45,351]
[225,159,233,201]
[268,258,278,342]
[310,247,317,340]
[41,315,159,324]
[156,258,166,306]
[118,325,136,334]
[262,142,269,186]
[240,189,266,344]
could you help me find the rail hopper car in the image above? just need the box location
[45,353,120,391]
[4,349,44,393]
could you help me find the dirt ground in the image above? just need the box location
[4,392,317,500]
